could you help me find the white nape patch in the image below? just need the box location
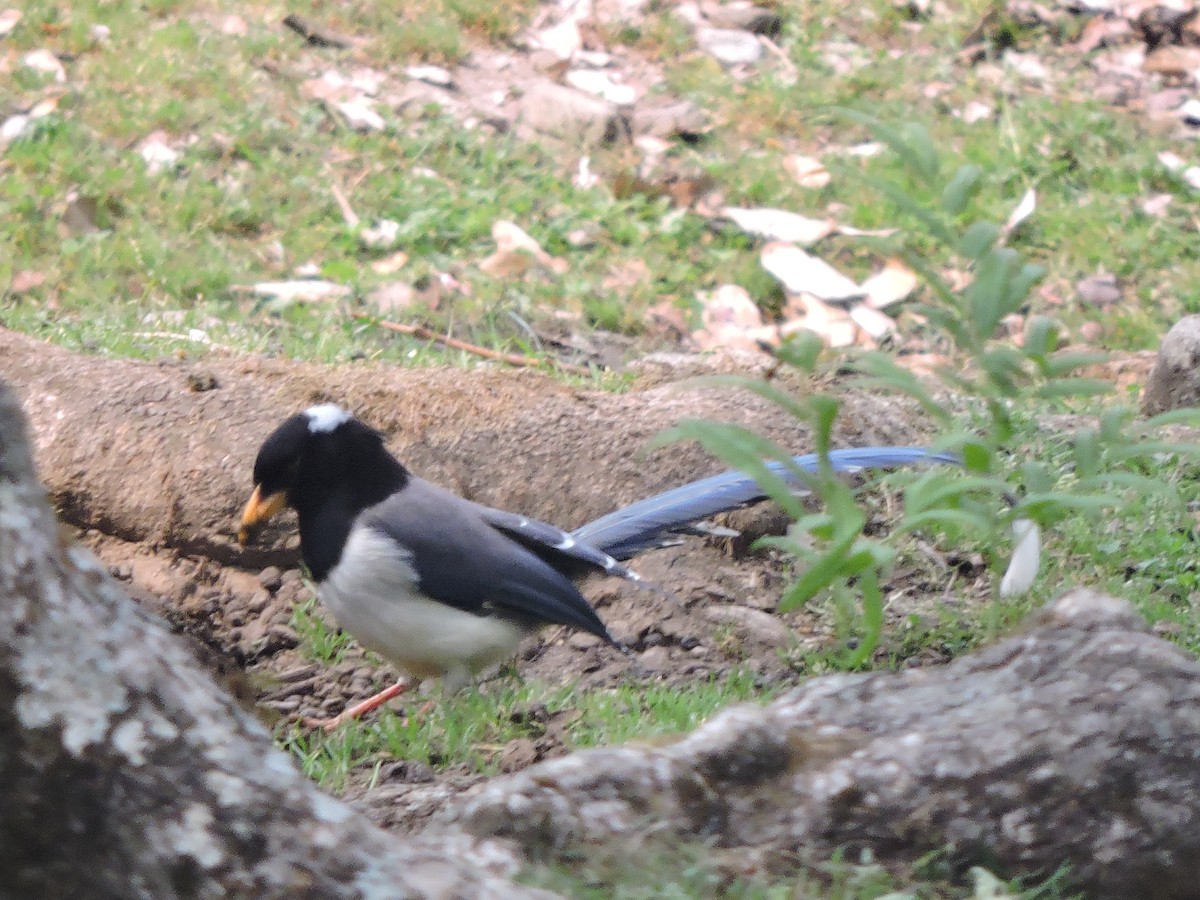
[320,527,525,682]
[304,403,352,433]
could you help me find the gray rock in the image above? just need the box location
[700,1,781,35]
[435,588,1200,899]
[696,27,764,66]
[516,81,629,145]
[1142,314,1200,415]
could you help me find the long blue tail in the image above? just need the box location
[572,447,961,559]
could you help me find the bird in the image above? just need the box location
[238,403,644,729]
[239,404,970,729]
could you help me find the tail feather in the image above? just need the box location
[572,447,961,559]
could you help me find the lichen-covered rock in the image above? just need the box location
[0,380,545,899]
[1142,314,1200,415]
[435,588,1200,900]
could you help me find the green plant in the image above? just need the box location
[665,114,1200,667]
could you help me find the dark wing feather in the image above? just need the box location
[476,506,643,585]
[361,481,616,644]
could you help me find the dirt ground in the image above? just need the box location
[7,327,1156,830]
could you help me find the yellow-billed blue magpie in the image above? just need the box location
[239,403,960,728]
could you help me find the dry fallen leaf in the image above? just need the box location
[646,298,689,338]
[334,98,385,132]
[781,292,857,348]
[1001,188,1036,241]
[233,280,351,303]
[479,220,568,277]
[860,258,918,309]
[722,207,835,246]
[11,270,45,294]
[691,284,777,352]
[1141,193,1172,217]
[0,8,21,37]
[359,219,400,249]
[367,282,418,314]
[370,251,409,275]
[138,132,181,175]
[760,242,863,301]
[566,69,637,105]
[849,303,897,340]
[783,154,831,189]
[22,49,65,82]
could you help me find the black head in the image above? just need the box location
[240,404,409,578]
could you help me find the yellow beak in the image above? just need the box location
[237,486,288,545]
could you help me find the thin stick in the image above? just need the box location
[366,317,591,375]
[329,183,360,228]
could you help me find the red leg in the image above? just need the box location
[305,678,411,731]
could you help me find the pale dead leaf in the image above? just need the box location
[233,280,351,303]
[691,283,777,352]
[783,154,831,189]
[22,49,65,83]
[646,298,689,338]
[1001,188,1036,240]
[0,8,21,37]
[860,258,918,309]
[836,224,898,238]
[28,95,61,118]
[406,65,454,87]
[479,220,568,277]
[1141,193,1172,216]
[220,15,247,35]
[761,242,863,301]
[1,115,29,145]
[1158,150,1185,172]
[367,282,417,314]
[845,141,884,157]
[1142,45,1200,77]
[1184,167,1200,191]
[782,292,857,348]
[849,303,896,340]
[960,100,993,123]
[1003,51,1050,82]
[371,251,409,275]
[334,98,385,132]
[138,132,181,175]
[566,69,637,105]
[1002,313,1026,346]
[360,219,400,249]
[700,284,764,330]
[11,270,45,294]
[723,207,834,246]
[895,352,948,377]
[533,16,582,59]
[1079,321,1103,344]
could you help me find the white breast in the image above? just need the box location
[319,527,525,687]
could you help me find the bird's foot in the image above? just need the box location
[304,678,411,731]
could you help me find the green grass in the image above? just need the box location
[6,0,1199,368]
[281,666,774,791]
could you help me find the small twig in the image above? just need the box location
[329,183,360,229]
[365,317,591,375]
[758,35,797,80]
[281,14,355,49]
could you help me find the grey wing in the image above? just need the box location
[475,505,645,585]
[362,483,616,642]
